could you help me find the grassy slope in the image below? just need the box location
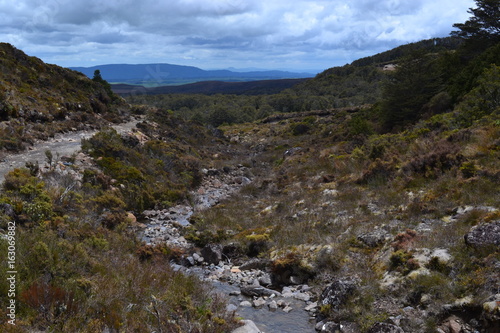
[0,43,130,153]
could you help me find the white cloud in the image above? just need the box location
[0,0,476,71]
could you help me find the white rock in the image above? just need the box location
[231,320,262,333]
[240,301,252,307]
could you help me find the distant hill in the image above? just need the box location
[112,78,309,96]
[69,63,314,86]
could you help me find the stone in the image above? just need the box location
[293,292,311,302]
[339,322,361,333]
[241,285,280,297]
[283,305,293,313]
[239,258,270,271]
[252,297,266,308]
[319,321,340,332]
[357,229,389,247]
[290,275,303,285]
[464,220,500,248]
[185,256,195,266]
[231,320,262,333]
[367,322,404,333]
[438,315,473,333]
[201,243,223,265]
[126,212,137,223]
[239,301,252,307]
[304,302,318,312]
[258,273,272,287]
[229,290,241,296]
[268,300,278,311]
[226,304,238,313]
[319,279,357,311]
[192,253,204,263]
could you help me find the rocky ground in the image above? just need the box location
[8,117,499,333]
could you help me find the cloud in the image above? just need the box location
[0,0,476,70]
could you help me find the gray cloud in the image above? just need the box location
[0,0,476,71]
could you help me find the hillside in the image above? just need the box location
[70,63,313,86]
[0,43,130,153]
[0,24,499,332]
[112,78,308,96]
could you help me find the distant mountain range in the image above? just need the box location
[69,63,315,86]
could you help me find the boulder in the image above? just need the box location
[357,229,389,247]
[464,220,500,248]
[319,279,357,311]
[241,285,280,297]
[231,320,262,333]
[201,243,223,265]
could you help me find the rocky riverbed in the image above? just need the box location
[137,164,318,332]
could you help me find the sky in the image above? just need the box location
[0,0,476,73]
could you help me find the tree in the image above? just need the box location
[92,69,116,101]
[379,52,443,131]
[451,0,500,44]
[92,69,104,82]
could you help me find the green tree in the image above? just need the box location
[92,69,116,101]
[379,52,443,131]
[451,0,500,45]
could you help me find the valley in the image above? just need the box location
[1,8,500,331]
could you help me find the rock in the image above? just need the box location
[226,304,238,313]
[293,292,311,302]
[241,285,280,297]
[258,273,272,287]
[320,279,357,311]
[317,321,340,332]
[367,322,404,333]
[290,275,303,285]
[482,294,500,323]
[283,305,293,313]
[304,302,318,312]
[357,229,389,247]
[464,220,500,248]
[201,243,223,265]
[229,290,241,296]
[438,315,474,333]
[126,212,137,223]
[192,252,204,264]
[339,322,361,333]
[239,301,252,307]
[231,320,262,333]
[268,300,278,311]
[239,258,270,271]
[253,298,266,308]
[185,256,195,266]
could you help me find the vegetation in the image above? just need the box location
[0,112,240,332]
[0,1,499,331]
[0,43,130,153]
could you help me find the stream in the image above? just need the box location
[0,119,317,333]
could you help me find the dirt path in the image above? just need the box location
[0,118,141,182]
